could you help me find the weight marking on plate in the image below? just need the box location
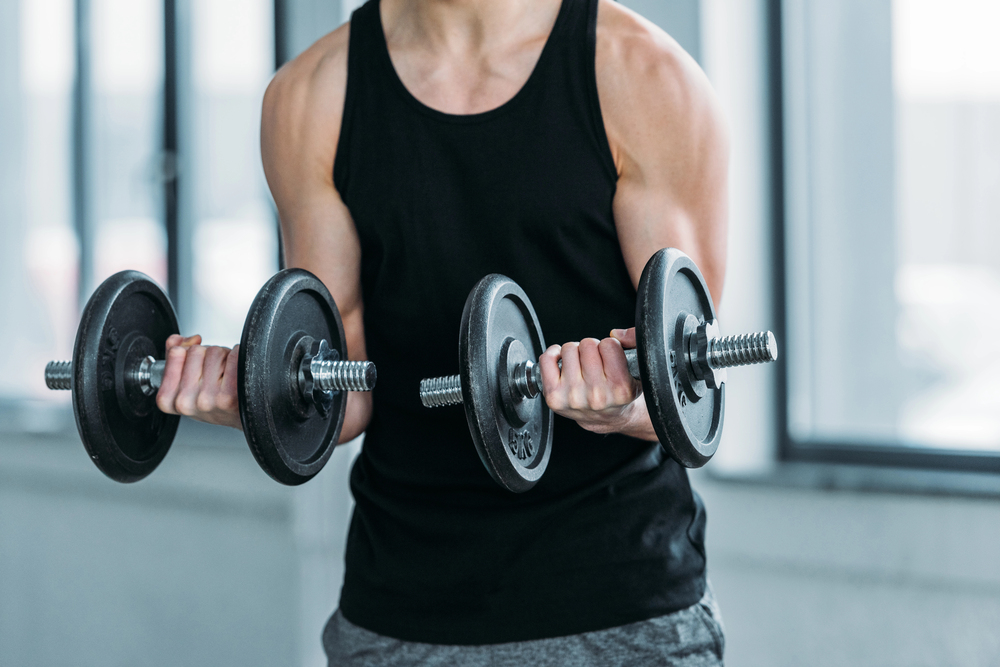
[101,326,121,391]
[507,428,534,461]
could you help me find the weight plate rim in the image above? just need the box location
[73,270,180,483]
[459,274,553,493]
[636,248,725,468]
[238,268,346,486]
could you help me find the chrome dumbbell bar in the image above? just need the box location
[46,348,376,396]
[420,324,776,408]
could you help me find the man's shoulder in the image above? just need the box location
[261,22,352,194]
[263,22,351,140]
[594,0,726,171]
[594,0,719,135]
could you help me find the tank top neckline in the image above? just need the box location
[371,0,570,124]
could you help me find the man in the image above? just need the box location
[157,0,729,663]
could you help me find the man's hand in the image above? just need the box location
[155,334,243,431]
[537,328,657,441]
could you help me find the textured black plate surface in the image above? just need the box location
[72,271,180,482]
[459,275,552,493]
[636,248,724,468]
[238,269,346,485]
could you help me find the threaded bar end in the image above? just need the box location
[45,361,72,390]
[313,360,377,392]
[709,331,778,369]
[419,375,463,408]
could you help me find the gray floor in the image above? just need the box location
[3,421,1000,666]
[698,474,1000,667]
[0,419,356,667]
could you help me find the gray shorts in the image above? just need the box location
[323,582,725,666]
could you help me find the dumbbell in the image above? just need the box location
[44,268,375,485]
[418,248,777,493]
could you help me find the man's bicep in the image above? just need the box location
[279,190,365,320]
[281,193,368,363]
[259,36,364,345]
[261,88,366,357]
[596,1,729,303]
[611,112,729,306]
[262,164,364,330]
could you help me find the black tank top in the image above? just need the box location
[334,0,707,644]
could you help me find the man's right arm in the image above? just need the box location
[261,23,372,442]
[157,23,371,442]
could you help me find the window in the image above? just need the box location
[0,0,277,426]
[188,0,277,344]
[88,0,167,291]
[778,0,1000,469]
[0,0,77,407]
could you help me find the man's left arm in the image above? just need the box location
[538,1,729,440]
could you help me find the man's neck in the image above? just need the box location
[383,0,556,57]
[378,0,563,115]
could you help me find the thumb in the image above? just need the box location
[610,328,636,349]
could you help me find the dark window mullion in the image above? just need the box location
[273,0,287,270]
[274,0,288,69]
[164,0,180,305]
[768,0,791,464]
[72,0,92,305]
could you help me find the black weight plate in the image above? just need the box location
[459,275,553,493]
[72,271,180,483]
[636,248,723,468]
[239,269,346,485]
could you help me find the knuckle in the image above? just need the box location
[155,394,173,414]
[587,386,608,411]
[195,393,216,414]
[545,392,566,411]
[175,386,201,415]
[175,397,197,417]
[568,387,588,410]
[217,391,237,413]
[612,384,634,405]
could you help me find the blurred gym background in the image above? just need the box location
[1,0,998,665]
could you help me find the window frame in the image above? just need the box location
[769,0,1000,475]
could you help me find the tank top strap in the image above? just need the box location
[335,1,378,192]
[547,0,616,182]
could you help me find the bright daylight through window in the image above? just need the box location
[783,0,1000,454]
[0,0,276,417]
